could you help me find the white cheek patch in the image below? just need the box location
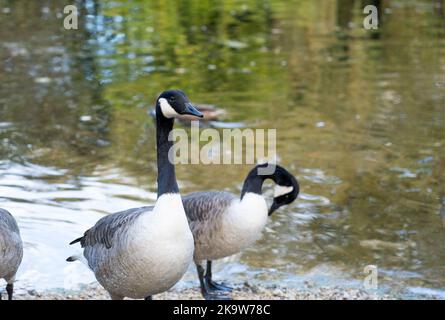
[274,185,293,197]
[159,98,179,118]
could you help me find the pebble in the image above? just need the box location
[12,283,400,300]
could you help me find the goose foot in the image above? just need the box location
[205,279,233,292]
[197,262,233,300]
[6,283,13,300]
[205,260,232,292]
[144,296,153,300]
[203,291,232,300]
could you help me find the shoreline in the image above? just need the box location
[12,283,393,300]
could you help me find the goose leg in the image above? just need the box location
[144,296,153,300]
[205,260,232,292]
[6,283,13,300]
[196,263,231,300]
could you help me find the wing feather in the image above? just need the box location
[182,191,235,240]
[72,206,154,249]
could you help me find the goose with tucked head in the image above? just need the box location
[0,208,23,300]
[67,90,203,300]
[183,163,299,299]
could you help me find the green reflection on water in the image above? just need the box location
[0,0,445,296]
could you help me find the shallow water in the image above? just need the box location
[1,0,445,298]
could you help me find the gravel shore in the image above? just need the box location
[12,282,391,300]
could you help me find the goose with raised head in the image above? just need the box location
[0,208,23,300]
[183,164,299,300]
[67,90,203,300]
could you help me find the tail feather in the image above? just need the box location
[66,256,78,262]
[69,237,83,245]
[66,254,87,265]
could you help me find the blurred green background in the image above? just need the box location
[0,0,444,297]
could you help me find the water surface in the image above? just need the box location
[1,0,445,298]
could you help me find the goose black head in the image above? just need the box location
[157,90,203,119]
[268,165,299,216]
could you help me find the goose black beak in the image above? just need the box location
[268,201,280,216]
[183,103,204,118]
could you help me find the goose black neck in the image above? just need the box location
[240,165,272,199]
[156,103,179,197]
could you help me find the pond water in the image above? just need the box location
[1,0,444,298]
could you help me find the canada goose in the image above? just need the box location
[183,164,299,300]
[0,208,23,300]
[67,90,203,300]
